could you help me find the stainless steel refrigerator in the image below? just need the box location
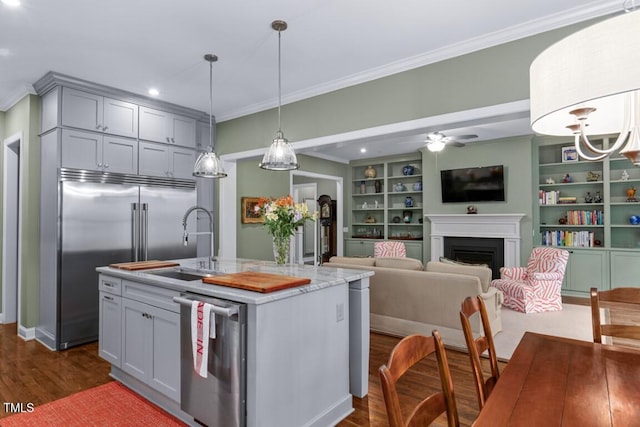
[38,169,198,350]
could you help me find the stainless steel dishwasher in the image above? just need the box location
[174,294,247,427]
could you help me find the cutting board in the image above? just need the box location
[202,271,311,293]
[109,260,180,271]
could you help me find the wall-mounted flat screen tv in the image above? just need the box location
[440,165,505,203]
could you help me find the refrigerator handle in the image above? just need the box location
[142,203,148,261]
[132,203,140,262]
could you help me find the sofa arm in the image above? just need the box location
[479,287,503,334]
[531,272,562,281]
[500,266,527,280]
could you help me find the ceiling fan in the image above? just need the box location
[424,131,478,152]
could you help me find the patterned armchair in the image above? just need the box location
[374,241,407,258]
[490,247,569,313]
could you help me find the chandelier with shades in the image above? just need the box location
[529,9,640,165]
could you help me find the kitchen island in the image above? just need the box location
[96,257,372,427]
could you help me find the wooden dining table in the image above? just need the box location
[473,332,640,426]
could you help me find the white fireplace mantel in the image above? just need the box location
[425,214,526,267]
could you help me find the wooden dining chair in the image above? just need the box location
[379,330,459,427]
[590,287,640,346]
[460,296,500,410]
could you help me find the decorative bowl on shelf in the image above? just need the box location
[394,182,406,192]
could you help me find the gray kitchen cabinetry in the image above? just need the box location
[120,280,181,402]
[98,275,122,367]
[61,129,138,174]
[139,141,196,180]
[139,106,196,148]
[61,87,138,138]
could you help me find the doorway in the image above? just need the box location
[291,171,343,265]
[2,132,23,327]
[292,183,317,264]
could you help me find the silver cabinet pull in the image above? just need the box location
[102,126,108,131]
[96,124,102,130]
[171,137,175,143]
[104,164,109,168]
[103,282,115,287]
[103,295,114,301]
[166,137,171,143]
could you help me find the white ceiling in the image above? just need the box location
[0,0,622,161]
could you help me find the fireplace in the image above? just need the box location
[444,237,504,279]
[426,213,525,269]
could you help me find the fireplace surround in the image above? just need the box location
[426,214,525,269]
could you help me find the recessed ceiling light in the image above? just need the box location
[360,148,367,153]
[2,0,21,7]
[148,88,159,96]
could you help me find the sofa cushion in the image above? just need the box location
[426,261,492,292]
[327,256,376,267]
[375,257,424,271]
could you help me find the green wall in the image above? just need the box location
[421,135,534,264]
[219,19,603,261]
[1,95,41,327]
[236,154,347,260]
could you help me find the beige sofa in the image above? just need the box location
[324,256,503,349]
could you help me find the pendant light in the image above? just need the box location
[193,54,227,178]
[259,20,299,171]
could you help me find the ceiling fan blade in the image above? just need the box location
[448,141,466,147]
[452,134,478,140]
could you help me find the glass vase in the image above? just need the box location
[272,235,291,265]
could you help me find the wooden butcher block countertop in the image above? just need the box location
[202,271,311,293]
[109,260,180,271]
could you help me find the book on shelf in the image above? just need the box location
[566,210,603,225]
[558,196,577,204]
[541,229,595,247]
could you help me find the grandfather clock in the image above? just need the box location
[317,195,337,263]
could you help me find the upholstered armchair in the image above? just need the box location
[374,241,406,258]
[490,247,569,313]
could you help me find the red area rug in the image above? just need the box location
[1,382,187,426]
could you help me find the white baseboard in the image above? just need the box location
[0,313,4,323]
[18,325,36,341]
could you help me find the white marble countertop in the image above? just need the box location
[96,257,373,305]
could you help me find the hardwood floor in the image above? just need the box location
[0,323,112,420]
[0,323,504,425]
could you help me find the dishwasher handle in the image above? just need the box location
[173,296,239,318]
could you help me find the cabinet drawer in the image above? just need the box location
[122,280,180,313]
[99,275,122,295]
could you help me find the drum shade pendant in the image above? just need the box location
[193,54,227,178]
[530,10,640,165]
[259,20,299,171]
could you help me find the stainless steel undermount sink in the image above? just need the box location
[148,267,224,282]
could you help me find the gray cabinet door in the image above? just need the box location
[139,141,169,177]
[169,147,196,179]
[345,240,375,257]
[61,129,102,171]
[121,298,149,383]
[61,87,103,132]
[563,249,609,295]
[103,136,138,174]
[103,97,138,138]
[170,115,196,148]
[139,106,171,143]
[98,291,122,367]
[403,241,423,262]
[147,303,180,402]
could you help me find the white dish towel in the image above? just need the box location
[191,301,216,378]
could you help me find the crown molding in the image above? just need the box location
[217,0,621,122]
[0,85,37,112]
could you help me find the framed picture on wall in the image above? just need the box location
[241,197,264,224]
[561,146,579,163]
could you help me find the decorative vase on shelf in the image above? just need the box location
[403,210,413,223]
[360,180,366,194]
[364,165,377,179]
[394,182,406,192]
[375,179,382,193]
[272,235,291,265]
[402,165,415,176]
[413,181,422,191]
[404,196,414,207]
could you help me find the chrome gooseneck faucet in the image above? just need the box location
[182,206,215,267]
